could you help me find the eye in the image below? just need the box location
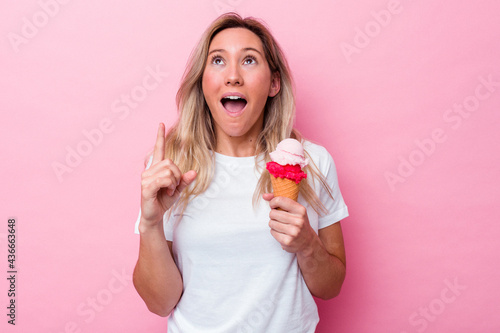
[243,55,257,65]
[211,55,224,65]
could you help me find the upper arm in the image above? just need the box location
[318,222,346,267]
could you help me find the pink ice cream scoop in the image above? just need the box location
[269,138,309,168]
[266,139,308,186]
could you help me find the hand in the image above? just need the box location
[262,193,316,254]
[140,123,197,229]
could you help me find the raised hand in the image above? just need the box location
[140,123,197,228]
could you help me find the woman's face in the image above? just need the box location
[202,28,280,144]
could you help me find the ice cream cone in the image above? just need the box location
[270,176,299,201]
[267,138,308,203]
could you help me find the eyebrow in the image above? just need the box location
[208,47,264,56]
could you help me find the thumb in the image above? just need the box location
[262,192,274,202]
[177,170,197,193]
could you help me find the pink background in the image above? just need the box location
[1,1,499,332]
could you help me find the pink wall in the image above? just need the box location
[1,0,499,332]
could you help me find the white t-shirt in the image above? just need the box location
[135,141,349,333]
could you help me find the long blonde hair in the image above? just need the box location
[164,13,332,215]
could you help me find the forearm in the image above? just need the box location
[297,234,346,300]
[133,220,183,316]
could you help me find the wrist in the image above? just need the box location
[297,230,320,259]
[138,217,164,235]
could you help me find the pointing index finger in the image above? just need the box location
[152,123,166,165]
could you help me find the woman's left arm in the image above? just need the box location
[263,194,346,300]
[297,222,346,299]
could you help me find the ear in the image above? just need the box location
[268,71,281,97]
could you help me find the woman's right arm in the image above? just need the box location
[133,123,197,316]
[133,223,182,316]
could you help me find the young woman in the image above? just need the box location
[133,13,349,333]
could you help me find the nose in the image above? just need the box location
[225,64,243,86]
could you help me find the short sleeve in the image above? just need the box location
[305,142,349,229]
[162,210,177,241]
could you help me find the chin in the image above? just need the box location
[220,125,250,138]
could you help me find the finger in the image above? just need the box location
[270,197,306,217]
[142,167,179,195]
[268,208,290,226]
[151,123,166,165]
[269,218,289,234]
[163,170,181,196]
[284,200,308,217]
[269,204,306,230]
[142,161,184,199]
[270,229,293,249]
[176,170,197,193]
[269,196,295,211]
[145,158,183,181]
[161,159,183,186]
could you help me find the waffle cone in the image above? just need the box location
[270,176,299,201]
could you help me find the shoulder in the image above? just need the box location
[302,140,336,174]
[303,140,329,157]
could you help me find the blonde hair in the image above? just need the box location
[164,13,332,215]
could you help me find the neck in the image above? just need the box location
[214,117,263,157]
[214,134,259,157]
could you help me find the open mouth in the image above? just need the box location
[221,95,247,114]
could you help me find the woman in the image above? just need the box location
[133,13,349,332]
